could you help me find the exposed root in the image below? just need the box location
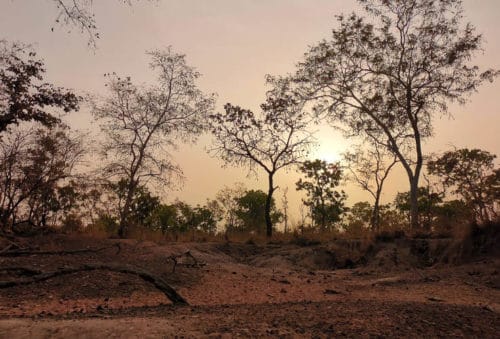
[0,243,121,257]
[0,263,188,305]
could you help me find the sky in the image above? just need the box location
[1,0,499,228]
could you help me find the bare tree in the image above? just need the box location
[343,141,398,230]
[209,99,314,237]
[50,0,155,48]
[92,47,215,237]
[274,0,498,229]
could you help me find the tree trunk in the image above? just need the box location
[118,179,138,238]
[265,172,275,237]
[371,193,381,231]
[409,176,420,230]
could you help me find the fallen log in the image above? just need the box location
[0,243,121,257]
[0,263,188,305]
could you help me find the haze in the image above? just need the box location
[1,0,498,225]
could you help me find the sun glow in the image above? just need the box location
[310,127,348,164]
[314,150,341,164]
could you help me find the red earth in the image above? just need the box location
[0,234,499,337]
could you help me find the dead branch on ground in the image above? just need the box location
[0,263,188,305]
[169,250,206,272]
[0,243,121,257]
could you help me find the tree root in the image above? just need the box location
[0,267,43,276]
[0,243,122,257]
[0,263,188,305]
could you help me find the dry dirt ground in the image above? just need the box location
[0,234,499,338]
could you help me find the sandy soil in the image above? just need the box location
[0,234,499,337]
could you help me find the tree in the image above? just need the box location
[296,160,347,231]
[394,186,443,230]
[109,180,160,230]
[233,189,282,235]
[209,99,314,237]
[427,148,499,223]
[0,41,79,135]
[281,187,289,233]
[343,142,398,230]
[0,125,84,233]
[345,201,372,237]
[146,200,217,238]
[93,47,215,237]
[50,1,155,48]
[210,183,246,231]
[276,0,498,229]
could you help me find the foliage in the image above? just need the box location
[0,41,79,135]
[89,213,119,236]
[428,148,499,223]
[147,201,218,236]
[209,96,314,237]
[210,183,247,231]
[93,47,215,237]
[433,199,473,233]
[377,204,407,233]
[296,160,347,231]
[231,189,282,235]
[345,201,371,229]
[273,0,498,229]
[394,187,443,230]
[0,126,84,233]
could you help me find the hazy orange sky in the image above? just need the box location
[1,0,499,227]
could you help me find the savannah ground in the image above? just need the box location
[0,230,499,338]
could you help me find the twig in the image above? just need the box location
[168,250,206,273]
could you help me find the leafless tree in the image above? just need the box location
[343,140,398,230]
[92,47,215,237]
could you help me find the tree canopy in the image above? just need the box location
[93,47,215,237]
[209,97,314,237]
[271,0,498,229]
[296,159,347,231]
[0,41,79,135]
[428,148,499,223]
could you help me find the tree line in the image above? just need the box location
[0,0,498,239]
